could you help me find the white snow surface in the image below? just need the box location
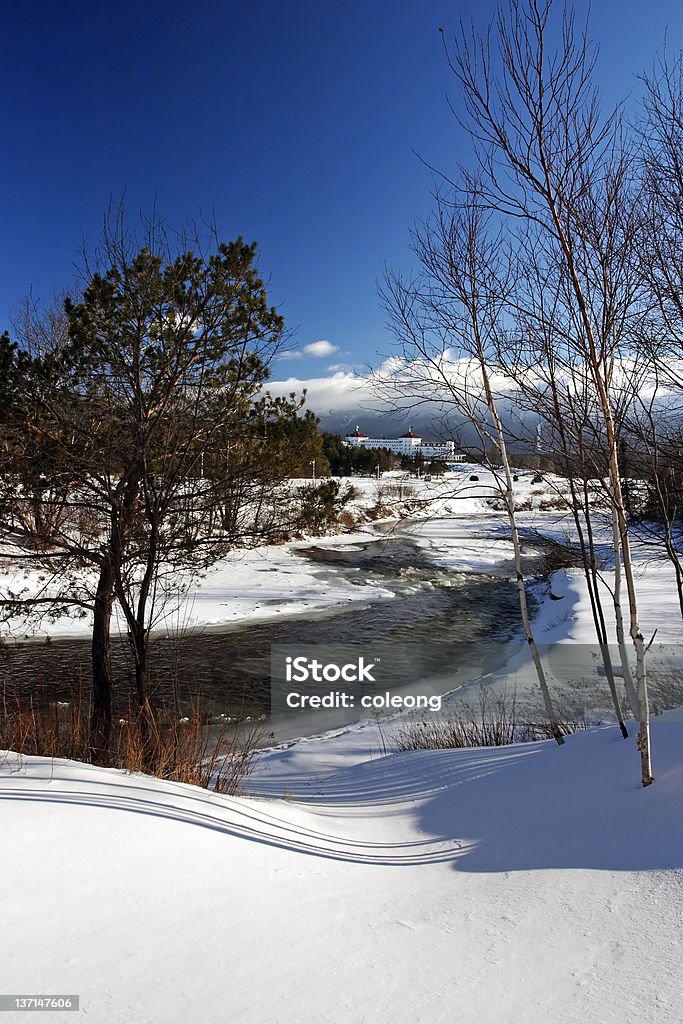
[2,720,682,1023]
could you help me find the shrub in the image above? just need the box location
[392,686,590,751]
[297,479,355,532]
[337,509,358,529]
[381,481,417,502]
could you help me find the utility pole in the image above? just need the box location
[310,459,316,482]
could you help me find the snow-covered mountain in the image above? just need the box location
[267,369,540,448]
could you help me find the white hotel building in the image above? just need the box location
[343,427,465,462]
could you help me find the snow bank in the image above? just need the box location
[2,718,681,1023]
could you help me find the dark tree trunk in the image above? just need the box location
[91,561,115,762]
[128,620,158,765]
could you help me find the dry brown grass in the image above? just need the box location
[0,683,262,795]
[337,509,358,529]
[392,687,591,751]
[365,503,394,520]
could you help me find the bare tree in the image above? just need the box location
[633,50,683,617]
[497,245,646,731]
[381,196,565,744]
[442,0,653,783]
[640,49,683,394]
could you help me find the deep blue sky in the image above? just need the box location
[2,0,683,381]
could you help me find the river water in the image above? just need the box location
[0,519,533,734]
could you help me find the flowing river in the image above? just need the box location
[0,518,538,738]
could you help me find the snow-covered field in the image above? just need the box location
[2,464,683,1022]
[2,719,682,1023]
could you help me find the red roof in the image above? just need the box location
[347,426,368,438]
[402,431,420,439]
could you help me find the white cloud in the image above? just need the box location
[267,370,370,413]
[303,339,339,357]
[327,361,360,372]
[276,339,340,361]
[266,354,675,444]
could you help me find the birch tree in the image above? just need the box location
[381,196,565,744]
[442,0,653,783]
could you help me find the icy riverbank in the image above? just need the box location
[0,466,565,640]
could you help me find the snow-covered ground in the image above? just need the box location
[0,465,569,640]
[2,719,682,1023]
[3,464,683,1021]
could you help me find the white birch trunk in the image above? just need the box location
[615,499,653,786]
[479,363,564,745]
[610,505,641,719]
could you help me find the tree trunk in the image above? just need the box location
[477,354,564,745]
[506,486,564,745]
[91,561,115,762]
[582,515,629,739]
[129,620,158,765]
[610,506,641,719]
[568,469,628,738]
